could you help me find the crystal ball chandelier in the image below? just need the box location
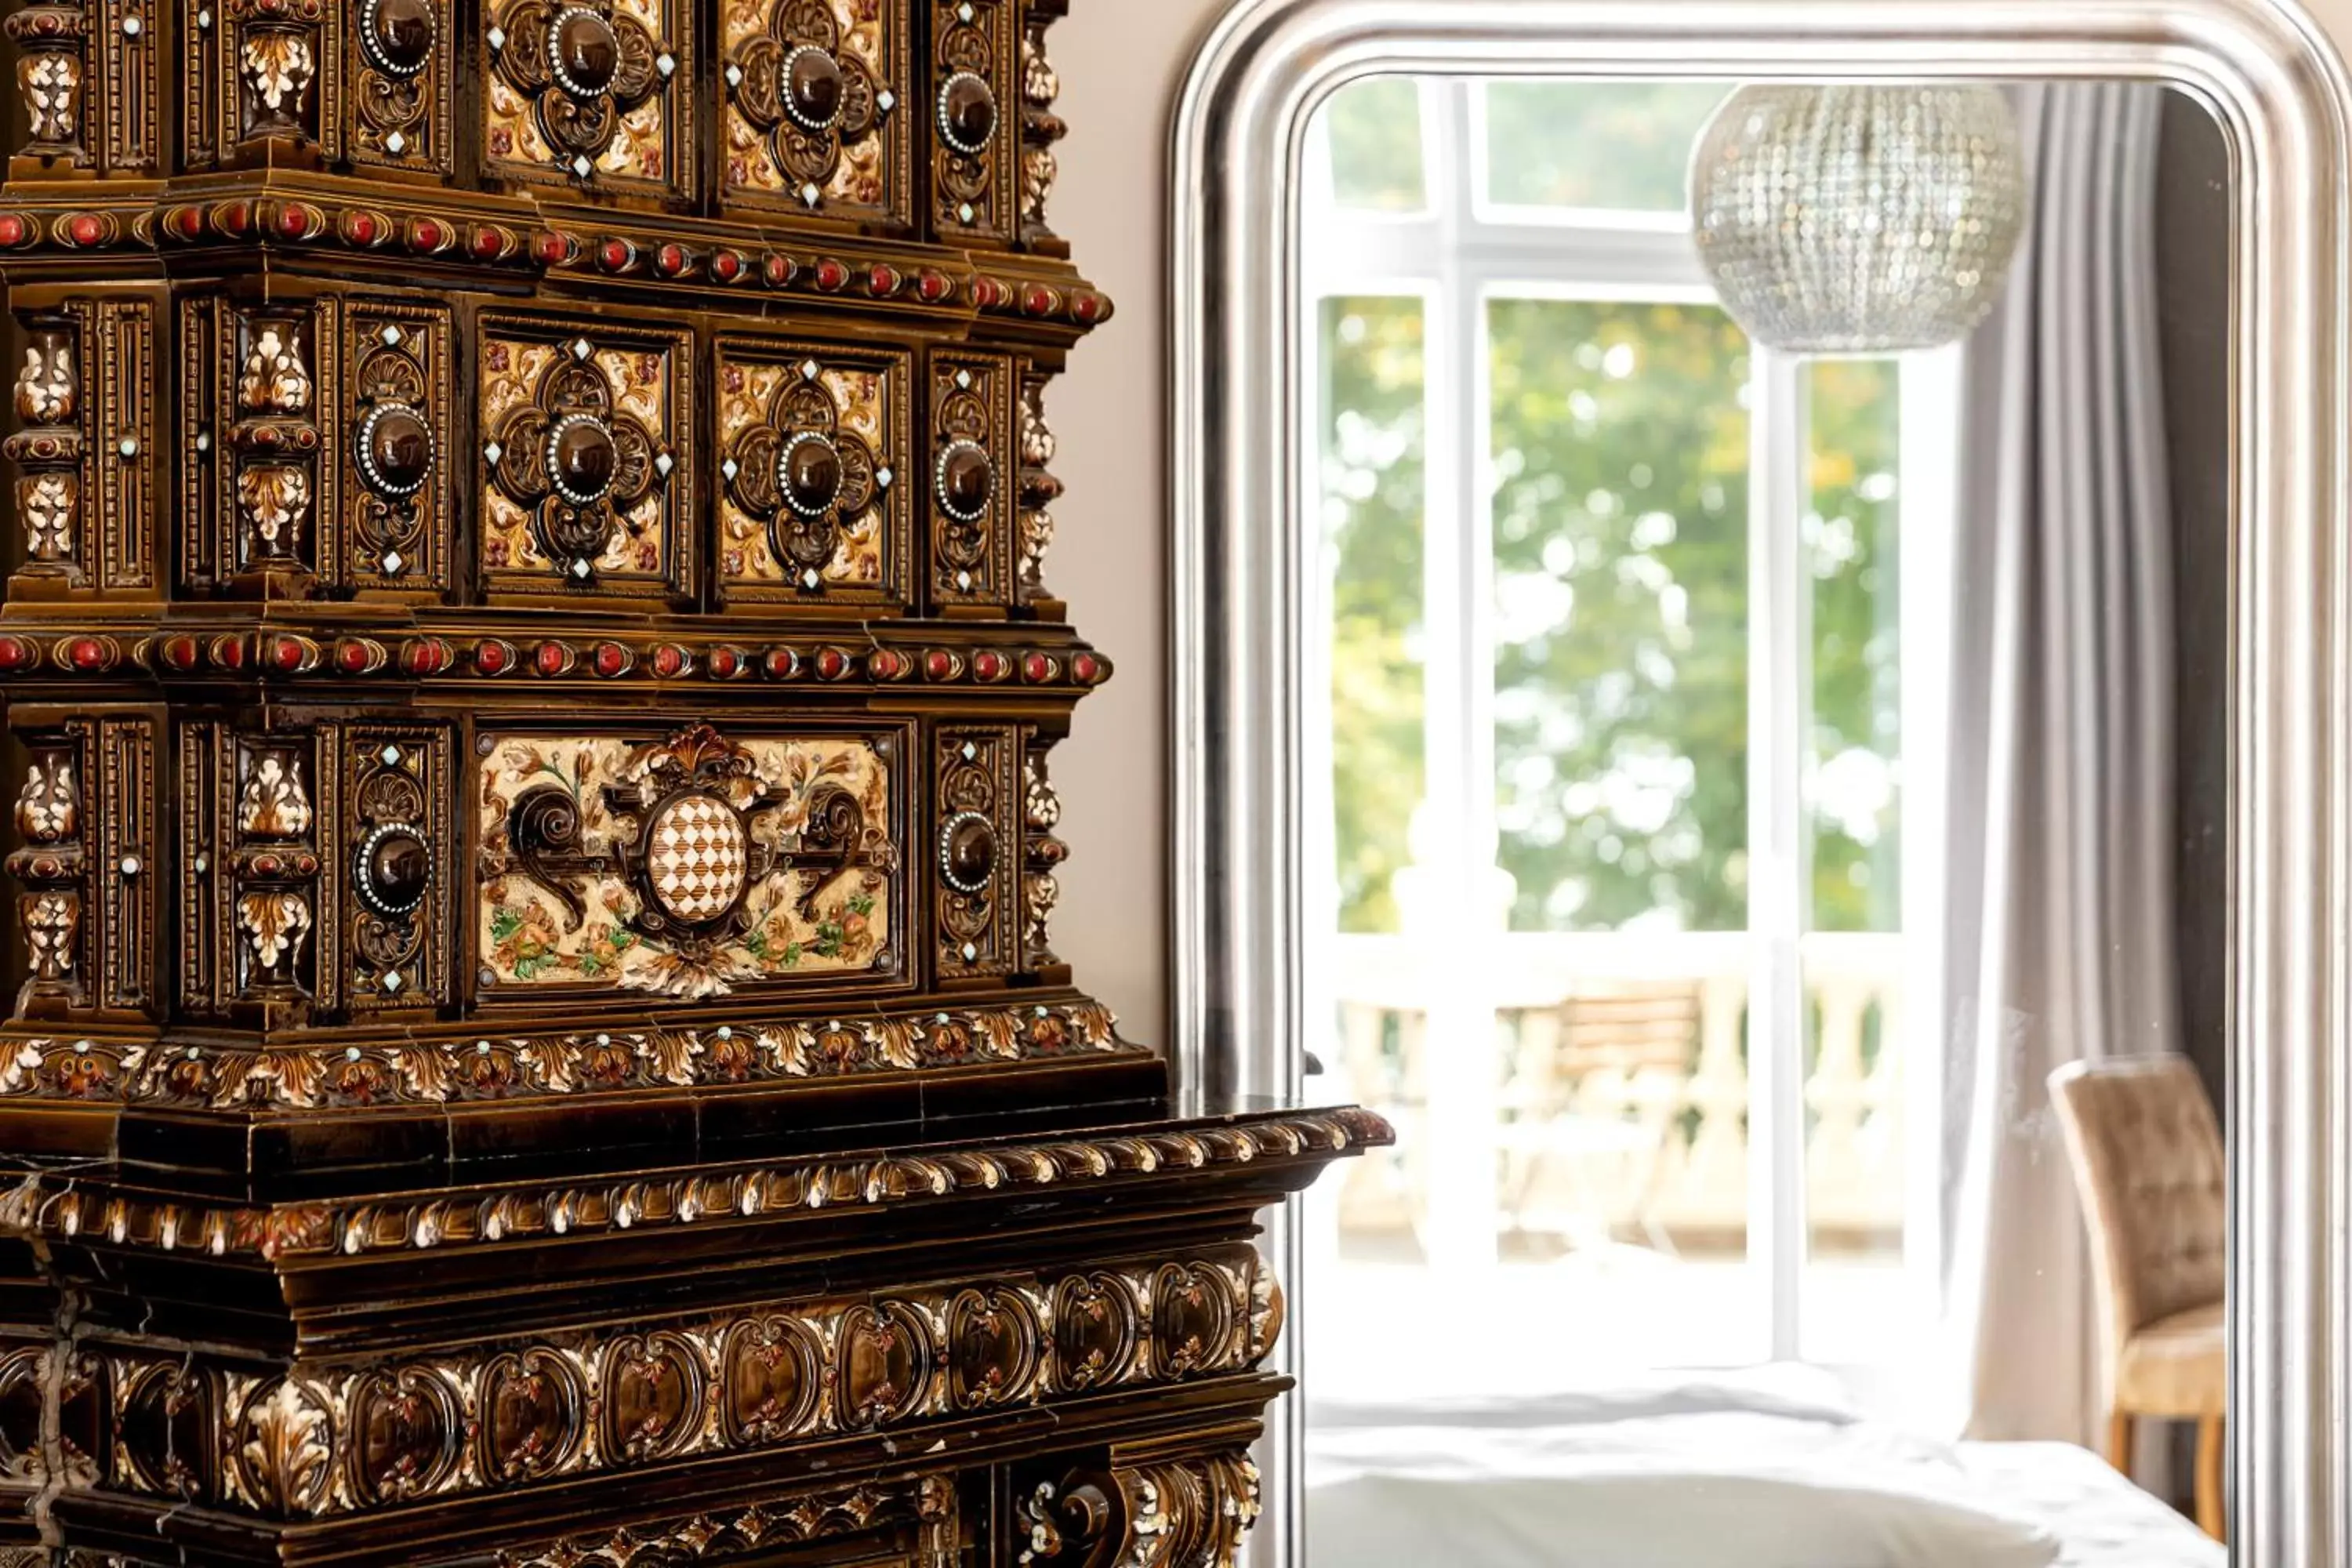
[1690,85,2028,354]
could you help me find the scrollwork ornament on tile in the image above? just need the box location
[724,352,881,591]
[350,322,437,581]
[483,724,894,1000]
[355,0,438,158]
[1014,1450,1261,1568]
[349,735,437,1005]
[931,358,1002,602]
[487,0,672,186]
[936,730,1009,976]
[485,333,673,585]
[728,0,888,212]
[932,0,1000,232]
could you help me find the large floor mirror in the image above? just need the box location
[1170,5,2352,1568]
[1292,74,2227,1567]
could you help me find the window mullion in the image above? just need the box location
[1417,76,1501,1276]
[1748,347,1812,1363]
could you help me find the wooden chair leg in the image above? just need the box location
[2107,1410,2133,1473]
[2196,1415,2227,1541]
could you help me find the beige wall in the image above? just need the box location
[1044,0,1232,1047]
[1037,0,2352,1051]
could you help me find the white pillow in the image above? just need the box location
[1306,1470,2061,1568]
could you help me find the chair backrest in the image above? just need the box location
[2048,1054,2227,1340]
[1558,982,1702,1078]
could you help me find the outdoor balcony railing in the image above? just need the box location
[1318,928,1907,1258]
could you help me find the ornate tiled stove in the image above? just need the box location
[0,5,1385,1565]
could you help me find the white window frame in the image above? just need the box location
[1299,77,1956,1371]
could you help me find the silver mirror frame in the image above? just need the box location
[1168,2,2352,1564]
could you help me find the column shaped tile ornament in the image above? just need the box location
[7,296,158,600]
[230,734,321,1014]
[8,734,85,1013]
[230,307,321,593]
[1016,0,1068,254]
[6,713,159,1019]
[1019,728,1067,978]
[1017,365,1061,611]
[8,313,83,586]
[230,0,328,157]
[5,0,156,174]
[6,2,89,167]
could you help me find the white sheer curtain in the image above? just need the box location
[1936,82,2180,1447]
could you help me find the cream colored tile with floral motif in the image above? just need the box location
[476,730,896,998]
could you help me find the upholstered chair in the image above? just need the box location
[2048,1055,2227,1540]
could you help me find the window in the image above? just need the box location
[1302,78,1958,1394]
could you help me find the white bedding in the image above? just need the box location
[1305,1371,2222,1568]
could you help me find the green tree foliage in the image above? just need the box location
[1319,297,1428,934]
[1489,299,1752,931]
[1316,84,1907,940]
